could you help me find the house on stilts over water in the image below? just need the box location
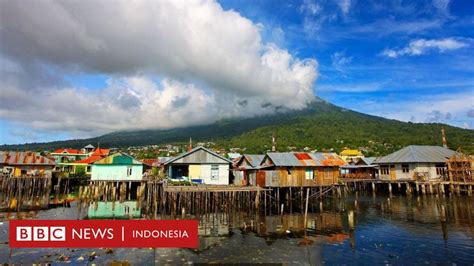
[164,146,232,185]
[256,152,346,187]
[374,145,456,181]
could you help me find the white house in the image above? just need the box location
[374,145,456,181]
[164,146,232,185]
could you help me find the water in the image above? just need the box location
[0,193,473,265]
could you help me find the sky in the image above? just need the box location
[0,0,473,145]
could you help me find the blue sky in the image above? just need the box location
[0,0,472,145]
[220,0,473,123]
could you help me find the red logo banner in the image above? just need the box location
[9,220,198,248]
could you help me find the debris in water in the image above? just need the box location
[77,256,85,262]
[89,251,97,261]
[105,248,114,254]
[109,260,131,266]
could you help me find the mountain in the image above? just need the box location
[1,97,473,155]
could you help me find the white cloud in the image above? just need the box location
[300,0,321,15]
[337,0,351,15]
[331,51,353,72]
[382,38,468,58]
[433,0,450,14]
[356,19,443,36]
[351,92,474,129]
[0,0,318,137]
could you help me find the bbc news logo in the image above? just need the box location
[10,220,198,248]
[16,226,66,241]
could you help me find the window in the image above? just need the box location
[305,169,314,180]
[287,167,292,175]
[211,165,219,180]
[436,164,446,176]
[380,165,389,175]
[86,166,91,173]
[324,168,333,179]
[127,166,132,176]
[402,164,409,173]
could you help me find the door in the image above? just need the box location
[390,165,396,180]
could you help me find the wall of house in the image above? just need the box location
[378,163,445,181]
[173,163,230,185]
[264,167,339,187]
[199,164,229,185]
[91,165,143,181]
[11,165,54,178]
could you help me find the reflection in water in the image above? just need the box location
[87,201,141,219]
[0,194,473,264]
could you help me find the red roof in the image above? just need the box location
[0,151,55,166]
[142,159,160,167]
[72,155,104,165]
[294,153,312,160]
[91,148,110,157]
[52,149,84,155]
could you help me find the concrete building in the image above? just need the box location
[164,146,232,185]
[374,145,456,181]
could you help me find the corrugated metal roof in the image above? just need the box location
[158,157,173,164]
[0,151,55,166]
[310,152,347,166]
[360,157,376,165]
[244,154,265,168]
[165,146,232,164]
[265,152,346,167]
[266,152,302,166]
[374,145,456,164]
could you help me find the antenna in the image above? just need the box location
[441,127,448,148]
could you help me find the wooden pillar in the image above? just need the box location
[348,210,355,230]
[440,205,447,223]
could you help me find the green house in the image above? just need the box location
[91,152,144,181]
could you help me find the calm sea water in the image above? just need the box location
[0,193,473,265]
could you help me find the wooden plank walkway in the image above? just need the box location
[341,179,474,185]
[164,185,270,193]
